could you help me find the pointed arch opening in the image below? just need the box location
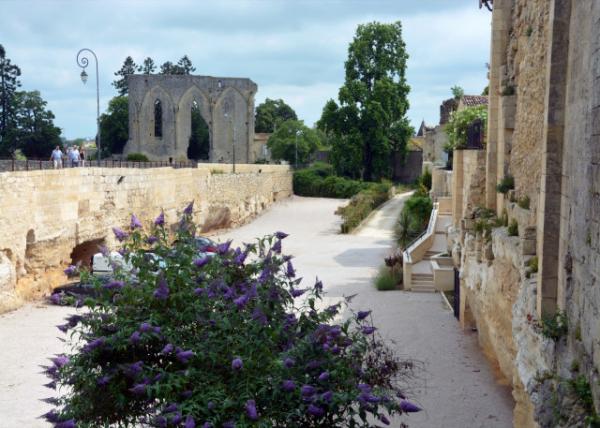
[187,99,210,160]
[154,99,163,138]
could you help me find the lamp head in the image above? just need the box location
[80,70,88,84]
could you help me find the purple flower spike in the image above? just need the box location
[56,323,69,333]
[103,280,124,291]
[183,201,194,215]
[379,414,391,425]
[272,240,282,254]
[223,422,235,428]
[163,403,178,413]
[129,383,147,395]
[307,404,324,417]
[63,265,77,277]
[97,375,111,386]
[234,294,250,309]
[146,235,158,245]
[82,337,106,353]
[176,349,194,364]
[139,322,152,332]
[301,385,316,397]
[153,277,169,300]
[357,310,371,321]
[400,400,422,413]
[362,326,377,335]
[40,409,61,423]
[129,331,141,344]
[282,379,295,392]
[286,261,295,278]
[321,391,333,402]
[290,288,307,298]
[184,416,196,428]
[275,231,289,240]
[52,355,69,368]
[202,423,213,428]
[245,399,258,420]
[130,214,142,229]
[283,357,295,368]
[216,240,232,255]
[161,343,174,354]
[49,293,62,305]
[112,227,129,242]
[314,278,323,292]
[193,257,210,268]
[154,211,165,226]
[231,357,243,370]
[318,371,330,382]
[55,420,76,428]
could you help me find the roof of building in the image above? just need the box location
[461,95,488,107]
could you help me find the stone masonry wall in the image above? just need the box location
[0,164,292,313]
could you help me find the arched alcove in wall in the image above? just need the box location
[177,85,211,160]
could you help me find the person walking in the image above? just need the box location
[50,146,63,169]
[69,146,80,167]
[80,148,85,167]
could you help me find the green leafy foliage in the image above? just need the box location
[508,219,519,237]
[496,175,515,194]
[395,190,433,248]
[445,105,488,151]
[418,168,432,191]
[100,96,129,155]
[518,195,530,210]
[255,98,298,133]
[0,43,22,156]
[44,209,420,427]
[267,120,320,166]
[126,152,149,162]
[337,182,392,233]
[374,265,401,291]
[540,311,568,340]
[450,86,464,99]
[112,56,138,96]
[293,163,370,198]
[317,21,412,181]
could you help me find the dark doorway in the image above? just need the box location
[187,100,210,160]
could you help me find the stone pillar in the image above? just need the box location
[486,0,513,212]
[452,149,464,228]
[536,0,571,317]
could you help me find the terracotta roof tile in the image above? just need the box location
[461,95,488,107]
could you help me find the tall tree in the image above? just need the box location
[113,56,138,96]
[138,57,156,74]
[13,90,62,158]
[0,44,22,155]
[255,98,298,133]
[176,55,196,75]
[318,21,411,181]
[187,102,209,160]
[99,96,129,154]
[159,61,176,75]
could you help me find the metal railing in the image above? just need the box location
[0,158,199,172]
[402,202,439,265]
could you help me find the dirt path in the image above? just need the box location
[0,194,514,427]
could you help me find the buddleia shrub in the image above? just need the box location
[43,203,421,427]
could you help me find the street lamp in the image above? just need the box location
[295,129,303,169]
[76,48,101,162]
[224,109,236,173]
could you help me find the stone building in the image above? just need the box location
[124,75,257,163]
[448,1,600,426]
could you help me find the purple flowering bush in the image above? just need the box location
[44,206,420,427]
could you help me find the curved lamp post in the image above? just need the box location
[76,48,101,161]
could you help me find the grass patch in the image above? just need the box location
[374,265,402,291]
[508,219,519,237]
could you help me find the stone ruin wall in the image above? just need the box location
[0,165,292,313]
[452,1,600,426]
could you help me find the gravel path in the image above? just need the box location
[0,194,514,427]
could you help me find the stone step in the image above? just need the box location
[411,283,436,293]
[412,274,433,280]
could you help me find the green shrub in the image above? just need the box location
[518,195,530,210]
[541,311,568,340]
[126,152,149,162]
[528,256,538,274]
[496,175,515,193]
[508,219,519,237]
[418,168,432,191]
[394,193,433,248]
[445,105,488,151]
[337,183,391,233]
[44,208,420,427]
[374,265,401,291]
[293,164,369,198]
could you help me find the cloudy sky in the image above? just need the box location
[1,0,491,140]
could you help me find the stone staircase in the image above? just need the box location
[410,272,435,292]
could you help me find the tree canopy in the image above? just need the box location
[317,21,412,181]
[99,96,129,155]
[255,98,297,133]
[0,44,22,155]
[444,105,488,151]
[187,103,209,160]
[266,120,320,166]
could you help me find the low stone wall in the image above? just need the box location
[0,164,292,313]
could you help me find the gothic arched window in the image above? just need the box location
[154,99,163,138]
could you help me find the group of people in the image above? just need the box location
[50,146,85,168]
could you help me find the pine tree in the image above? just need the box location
[112,56,138,96]
[176,55,196,75]
[138,57,156,74]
